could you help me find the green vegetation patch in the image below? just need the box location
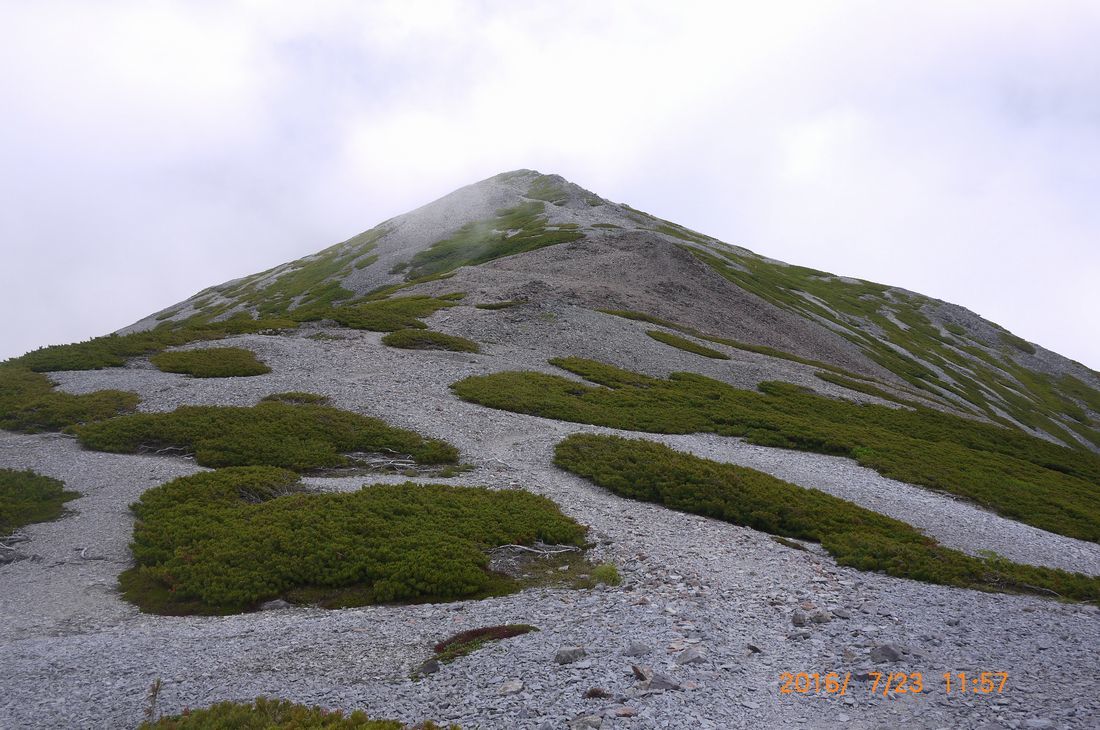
[4,314,295,372]
[325,296,458,332]
[140,697,455,729]
[526,177,569,205]
[0,367,140,433]
[121,467,587,614]
[452,358,1100,542]
[432,624,537,664]
[75,400,458,470]
[150,347,271,378]
[0,468,79,536]
[555,434,1100,601]
[381,329,480,353]
[646,330,730,360]
[261,392,331,406]
[401,201,584,280]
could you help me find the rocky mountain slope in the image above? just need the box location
[3,170,1100,729]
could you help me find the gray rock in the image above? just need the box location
[1023,720,1053,729]
[791,609,809,627]
[569,716,603,729]
[832,607,851,619]
[675,646,707,665]
[869,643,902,663]
[622,641,653,657]
[555,646,587,664]
[416,659,440,676]
[259,599,292,611]
[499,679,524,695]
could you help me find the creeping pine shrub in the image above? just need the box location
[646,330,729,360]
[0,366,139,433]
[261,392,331,405]
[381,329,480,353]
[452,358,1100,543]
[591,563,622,586]
[150,347,271,378]
[554,434,1100,601]
[138,697,457,729]
[0,468,79,535]
[322,296,458,331]
[75,400,458,470]
[121,467,587,614]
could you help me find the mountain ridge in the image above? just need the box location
[118,169,1100,451]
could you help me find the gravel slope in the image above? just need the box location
[3,305,1099,730]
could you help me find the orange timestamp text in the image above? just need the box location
[780,671,1009,697]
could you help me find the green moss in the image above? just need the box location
[591,223,621,229]
[945,323,966,336]
[0,469,79,536]
[381,330,480,353]
[150,347,270,378]
[139,697,456,729]
[401,201,584,280]
[431,624,538,664]
[1001,332,1037,355]
[555,434,1100,601]
[0,367,140,433]
[814,371,929,409]
[353,253,380,270]
[75,401,458,470]
[452,358,1100,542]
[121,467,587,614]
[646,330,729,360]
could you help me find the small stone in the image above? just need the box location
[1023,720,1053,729]
[837,713,851,723]
[746,643,762,654]
[259,599,292,611]
[568,716,602,729]
[646,672,681,691]
[832,608,851,619]
[791,610,809,627]
[612,706,638,717]
[869,643,902,663]
[555,646,587,664]
[945,617,960,627]
[499,679,524,695]
[623,641,653,657]
[675,647,707,665]
[416,659,440,676]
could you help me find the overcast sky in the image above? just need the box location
[3,1,1098,369]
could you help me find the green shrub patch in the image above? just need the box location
[475,300,523,310]
[75,400,458,470]
[555,434,1100,601]
[0,468,79,536]
[121,467,587,614]
[261,392,331,405]
[150,347,271,378]
[381,330,480,353]
[452,358,1100,542]
[0,367,140,433]
[646,330,729,360]
[139,697,456,729]
[324,296,457,332]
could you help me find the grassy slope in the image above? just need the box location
[452,358,1100,542]
[555,434,1100,601]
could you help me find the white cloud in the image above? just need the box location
[1,0,1098,368]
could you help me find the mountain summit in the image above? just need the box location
[129,169,1100,451]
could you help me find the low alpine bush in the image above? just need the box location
[75,400,459,470]
[554,434,1100,601]
[381,330,480,353]
[139,697,457,729]
[646,330,729,360]
[150,347,271,378]
[452,358,1100,542]
[0,468,79,536]
[121,467,587,614]
[0,366,140,433]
